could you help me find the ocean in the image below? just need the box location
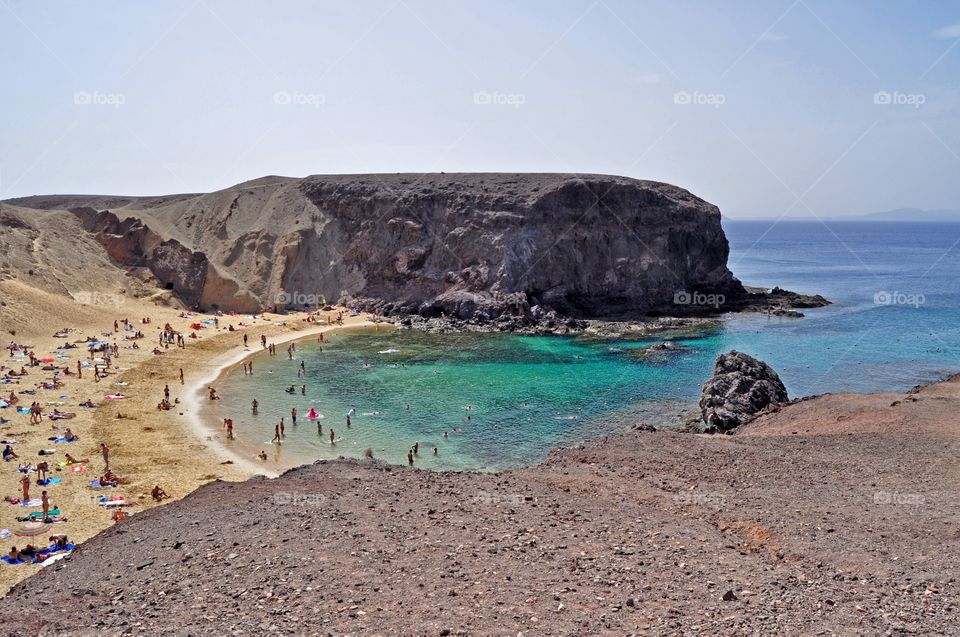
[205,221,960,471]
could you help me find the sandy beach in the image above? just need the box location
[0,277,373,593]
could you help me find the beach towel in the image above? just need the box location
[16,407,30,414]
[37,477,61,486]
[69,464,87,474]
[98,496,126,507]
[0,401,8,408]
[88,480,115,489]
[1,556,25,565]
[104,395,125,401]
[0,529,9,539]
[27,508,60,519]
[50,437,78,443]
[20,499,42,507]
[39,552,70,566]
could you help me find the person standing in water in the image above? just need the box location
[291,407,297,426]
[329,428,335,444]
[279,417,285,439]
[251,399,258,414]
[272,424,281,443]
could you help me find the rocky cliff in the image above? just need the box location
[7,174,746,318]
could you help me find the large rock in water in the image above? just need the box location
[7,174,745,317]
[700,351,788,431]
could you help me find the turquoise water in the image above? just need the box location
[210,221,960,470]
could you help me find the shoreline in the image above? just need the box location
[0,286,376,595]
[182,318,378,477]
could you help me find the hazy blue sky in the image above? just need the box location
[1,0,958,217]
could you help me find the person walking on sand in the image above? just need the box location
[243,334,248,348]
[179,368,184,385]
[100,443,110,470]
[164,384,170,401]
[77,360,82,379]
[224,418,234,440]
[20,474,29,503]
[41,490,49,521]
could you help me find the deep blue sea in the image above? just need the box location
[208,221,960,471]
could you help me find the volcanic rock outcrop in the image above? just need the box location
[7,174,746,318]
[700,350,788,431]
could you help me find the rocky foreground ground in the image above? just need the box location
[1,377,958,636]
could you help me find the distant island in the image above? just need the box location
[860,207,960,222]
[726,207,960,222]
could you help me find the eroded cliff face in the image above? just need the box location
[16,174,744,318]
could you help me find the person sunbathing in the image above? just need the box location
[62,429,77,441]
[49,534,69,550]
[80,399,96,408]
[151,485,169,501]
[112,508,128,522]
[2,445,17,461]
[64,453,88,464]
[7,547,20,561]
[98,474,118,488]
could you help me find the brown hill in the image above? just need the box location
[6,173,745,318]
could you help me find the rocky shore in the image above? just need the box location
[1,374,957,636]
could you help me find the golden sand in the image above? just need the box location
[0,280,371,593]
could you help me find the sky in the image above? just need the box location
[0,0,958,218]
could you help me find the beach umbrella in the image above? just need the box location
[14,522,52,537]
